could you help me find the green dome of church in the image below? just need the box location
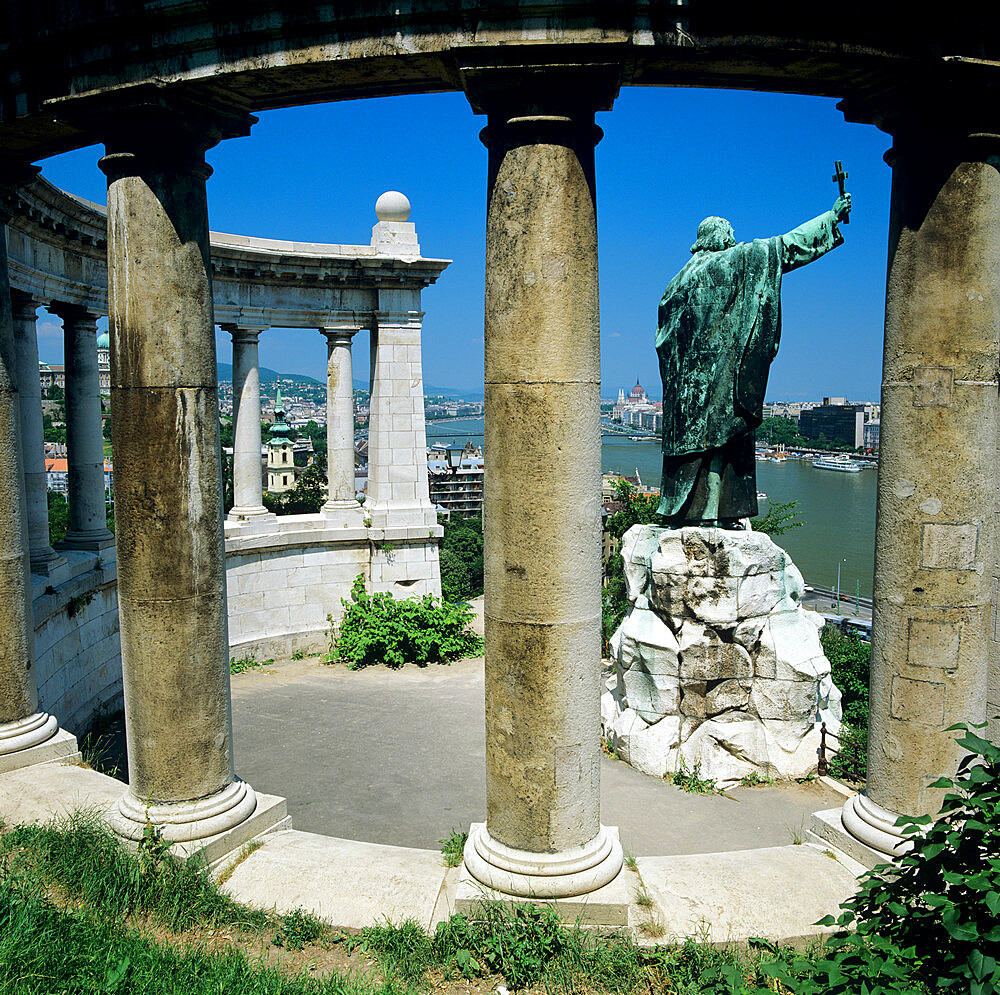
[96,330,110,349]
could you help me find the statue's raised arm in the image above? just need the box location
[655,190,852,528]
[778,194,852,273]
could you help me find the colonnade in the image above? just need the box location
[0,77,995,889]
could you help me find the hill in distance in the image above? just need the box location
[217,363,483,400]
[217,362,320,386]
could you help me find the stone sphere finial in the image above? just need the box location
[375,190,411,222]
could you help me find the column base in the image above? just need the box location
[457,823,627,925]
[57,530,115,552]
[322,499,365,526]
[840,792,913,858]
[29,546,68,577]
[462,822,624,899]
[0,711,59,756]
[0,728,81,775]
[228,505,273,522]
[111,779,260,844]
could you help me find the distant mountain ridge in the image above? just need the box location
[217,362,483,400]
[217,362,320,386]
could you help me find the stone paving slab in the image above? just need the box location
[221,829,449,930]
[636,843,864,946]
[0,761,121,824]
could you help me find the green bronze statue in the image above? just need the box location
[656,186,852,527]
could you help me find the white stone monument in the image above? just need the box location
[602,525,842,788]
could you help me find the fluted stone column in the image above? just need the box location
[367,303,436,529]
[321,324,364,524]
[225,325,269,520]
[843,132,999,854]
[462,106,622,899]
[0,206,68,767]
[53,304,114,551]
[99,103,262,843]
[11,291,63,573]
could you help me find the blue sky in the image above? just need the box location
[37,86,891,402]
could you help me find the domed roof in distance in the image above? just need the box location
[96,330,110,349]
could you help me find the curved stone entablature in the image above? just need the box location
[0,4,998,164]
[3,177,450,324]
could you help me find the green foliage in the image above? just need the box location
[750,499,803,537]
[440,514,483,598]
[755,415,802,447]
[45,384,65,403]
[439,548,471,602]
[333,574,483,669]
[47,489,69,544]
[67,591,95,618]
[820,625,870,782]
[218,418,234,448]
[438,827,468,868]
[43,412,66,443]
[739,771,774,788]
[665,757,718,795]
[766,724,1000,995]
[602,480,662,653]
[102,417,112,441]
[229,654,273,675]
[291,649,304,661]
[272,908,326,951]
[264,462,328,515]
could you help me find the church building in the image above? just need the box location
[266,390,296,493]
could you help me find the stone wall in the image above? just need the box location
[602,525,842,788]
[224,517,443,659]
[33,551,122,734]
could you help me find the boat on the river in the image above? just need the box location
[756,491,767,501]
[813,454,864,472]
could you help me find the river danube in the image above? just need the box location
[426,418,877,597]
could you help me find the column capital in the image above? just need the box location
[8,290,42,323]
[839,76,1000,149]
[221,324,266,344]
[47,301,101,328]
[319,323,362,343]
[460,64,620,121]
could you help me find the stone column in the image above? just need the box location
[461,104,622,898]
[10,291,63,573]
[225,325,269,520]
[367,300,436,529]
[52,304,114,551]
[99,101,261,843]
[842,132,999,854]
[321,323,364,524]
[0,206,65,765]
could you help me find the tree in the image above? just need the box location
[440,514,484,597]
[218,418,234,448]
[750,499,804,536]
[47,490,69,545]
[439,548,471,602]
[43,414,66,445]
[45,384,64,403]
[102,418,112,441]
[755,415,802,447]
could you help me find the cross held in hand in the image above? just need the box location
[832,160,850,224]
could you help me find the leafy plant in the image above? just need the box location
[67,591,95,617]
[739,770,774,788]
[820,625,870,782]
[665,757,718,795]
[291,649,304,661]
[272,907,326,951]
[750,499,804,537]
[229,654,273,675]
[766,723,1000,995]
[438,827,468,868]
[333,574,483,669]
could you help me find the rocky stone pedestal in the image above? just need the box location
[602,525,842,788]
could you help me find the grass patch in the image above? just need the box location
[664,758,718,795]
[229,654,274,675]
[438,828,467,868]
[738,771,775,788]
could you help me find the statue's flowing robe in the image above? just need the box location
[656,212,843,523]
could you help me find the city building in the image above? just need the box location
[864,418,880,450]
[38,363,65,391]
[427,443,484,516]
[798,399,866,448]
[611,378,661,429]
[96,330,110,394]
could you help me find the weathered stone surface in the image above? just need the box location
[628,715,681,778]
[611,607,679,675]
[602,525,841,788]
[623,667,680,722]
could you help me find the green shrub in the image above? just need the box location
[439,548,471,602]
[440,514,483,597]
[820,626,870,782]
[766,723,1000,995]
[333,574,483,669]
